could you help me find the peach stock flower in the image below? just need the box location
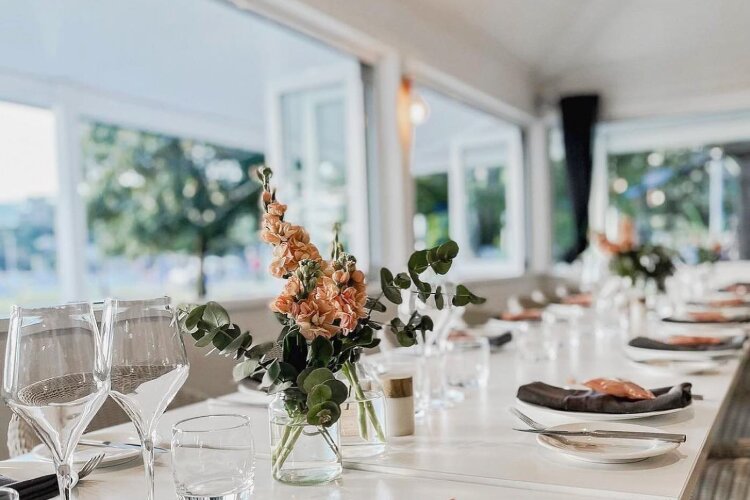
[259,172,369,339]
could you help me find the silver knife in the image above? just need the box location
[79,439,169,453]
[514,428,686,443]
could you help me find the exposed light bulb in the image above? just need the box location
[410,93,430,125]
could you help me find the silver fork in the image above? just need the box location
[5,453,104,493]
[73,453,105,485]
[509,407,547,430]
[508,407,587,448]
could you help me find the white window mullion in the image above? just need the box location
[53,100,87,302]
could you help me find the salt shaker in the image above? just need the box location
[383,376,414,437]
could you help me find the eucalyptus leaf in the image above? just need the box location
[394,272,411,289]
[434,286,444,310]
[203,301,230,329]
[408,250,429,274]
[296,366,316,390]
[437,240,459,260]
[307,383,333,407]
[307,401,340,427]
[232,359,258,382]
[302,367,335,393]
[194,328,220,348]
[324,379,348,404]
[310,336,333,365]
[184,305,206,330]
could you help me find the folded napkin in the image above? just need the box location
[629,336,745,351]
[516,381,692,414]
[0,472,59,500]
[488,332,512,349]
[663,314,750,324]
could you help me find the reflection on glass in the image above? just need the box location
[0,101,58,310]
[607,146,742,254]
[280,84,348,251]
[414,173,449,249]
[463,144,507,259]
[81,122,268,301]
[3,302,110,500]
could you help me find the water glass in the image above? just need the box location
[515,322,559,362]
[172,414,255,500]
[444,336,490,389]
[0,488,19,500]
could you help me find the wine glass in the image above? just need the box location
[3,302,111,500]
[102,297,189,500]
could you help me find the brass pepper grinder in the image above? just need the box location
[382,376,414,437]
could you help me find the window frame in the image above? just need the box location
[448,130,525,278]
[266,61,370,270]
[590,112,750,235]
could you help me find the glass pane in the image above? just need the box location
[414,173,449,249]
[280,85,348,251]
[607,145,742,256]
[410,85,522,267]
[0,101,58,309]
[81,121,271,301]
[463,144,507,259]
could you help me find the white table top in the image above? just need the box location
[2,318,745,499]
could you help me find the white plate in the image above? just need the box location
[515,398,690,421]
[536,422,681,463]
[624,343,741,362]
[628,358,726,376]
[31,432,140,468]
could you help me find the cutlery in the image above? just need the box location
[5,453,104,494]
[513,428,686,443]
[508,407,579,447]
[79,439,169,453]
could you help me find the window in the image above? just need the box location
[411,86,524,276]
[0,0,371,304]
[0,101,58,310]
[590,115,750,258]
[606,146,741,252]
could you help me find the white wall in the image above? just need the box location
[287,0,536,118]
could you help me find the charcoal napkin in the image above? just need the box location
[0,472,60,500]
[629,336,745,351]
[516,381,692,414]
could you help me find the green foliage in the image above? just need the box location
[378,239,486,346]
[609,244,676,291]
[81,122,264,297]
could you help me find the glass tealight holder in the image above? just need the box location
[444,336,490,389]
[171,414,255,500]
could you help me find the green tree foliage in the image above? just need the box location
[82,122,264,297]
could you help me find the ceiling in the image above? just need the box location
[404,0,750,116]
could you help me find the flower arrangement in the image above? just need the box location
[608,243,676,291]
[180,166,484,482]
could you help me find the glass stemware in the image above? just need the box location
[102,297,189,500]
[3,302,111,500]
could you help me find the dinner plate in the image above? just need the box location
[515,398,690,421]
[628,358,726,376]
[624,343,742,362]
[536,422,681,463]
[31,431,140,468]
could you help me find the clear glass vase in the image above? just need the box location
[337,359,387,458]
[268,394,342,485]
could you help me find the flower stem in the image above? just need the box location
[272,417,304,477]
[342,361,386,443]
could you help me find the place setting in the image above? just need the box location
[511,377,691,464]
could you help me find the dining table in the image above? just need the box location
[1,314,746,499]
